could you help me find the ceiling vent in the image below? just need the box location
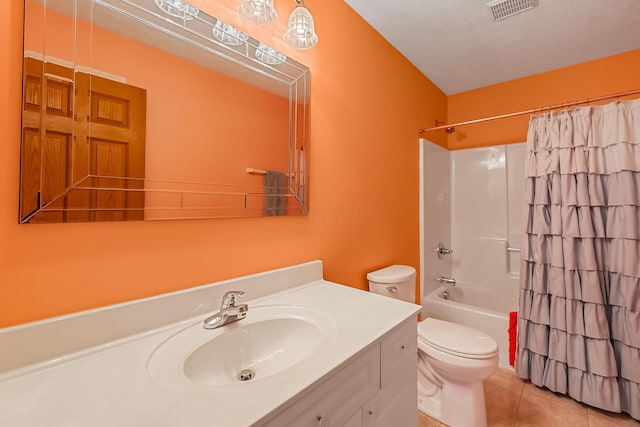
[486,0,538,21]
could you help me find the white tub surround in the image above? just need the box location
[0,261,420,427]
[419,139,452,298]
[420,140,525,369]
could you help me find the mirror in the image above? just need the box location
[20,0,310,223]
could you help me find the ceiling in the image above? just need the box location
[343,0,640,95]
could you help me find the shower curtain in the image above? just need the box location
[516,99,640,420]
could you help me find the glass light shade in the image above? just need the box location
[255,42,287,65]
[154,0,199,20]
[238,0,278,26]
[213,20,249,45]
[283,5,318,50]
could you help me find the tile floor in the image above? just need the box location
[418,367,639,426]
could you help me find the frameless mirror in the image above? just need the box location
[20,0,310,223]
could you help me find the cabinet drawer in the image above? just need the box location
[260,345,381,427]
[380,317,417,387]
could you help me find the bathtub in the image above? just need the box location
[423,285,515,369]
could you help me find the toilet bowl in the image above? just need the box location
[366,265,498,427]
[417,318,498,427]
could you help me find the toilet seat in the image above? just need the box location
[418,318,498,360]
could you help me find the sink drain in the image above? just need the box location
[238,368,255,381]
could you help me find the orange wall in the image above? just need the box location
[446,49,640,150]
[25,2,290,188]
[0,0,446,327]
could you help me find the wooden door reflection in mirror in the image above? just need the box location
[21,56,147,223]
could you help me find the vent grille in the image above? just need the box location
[487,0,538,21]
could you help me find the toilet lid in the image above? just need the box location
[418,318,498,359]
[367,265,416,284]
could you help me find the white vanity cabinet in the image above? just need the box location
[256,318,417,427]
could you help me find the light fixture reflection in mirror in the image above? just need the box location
[255,42,287,65]
[284,0,318,50]
[238,0,278,26]
[154,0,199,20]
[213,19,249,45]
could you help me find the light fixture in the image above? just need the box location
[255,42,287,65]
[283,0,318,50]
[238,0,278,26]
[213,20,249,45]
[154,0,199,20]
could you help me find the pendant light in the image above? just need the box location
[238,0,278,26]
[153,0,199,20]
[283,0,318,50]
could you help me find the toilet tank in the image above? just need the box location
[367,265,416,304]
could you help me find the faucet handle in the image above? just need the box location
[221,290,245,308]
[432,242,453,259]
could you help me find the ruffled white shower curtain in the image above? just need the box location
[516,99,640,420]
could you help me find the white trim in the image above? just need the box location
[24,50,73,68]
[419,138,425,312]
[43,72,73,83]
[75,65,127,83]
[23,50,127,83]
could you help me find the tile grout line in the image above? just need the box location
[586,407,590,427]
[512,377,526,427]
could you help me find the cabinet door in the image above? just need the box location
[380,317,417,388]
[259,345,380,427]
[362,356,418,427]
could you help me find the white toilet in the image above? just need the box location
[368,265,499,427]
[367,264,417,303]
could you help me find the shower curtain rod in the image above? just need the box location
[418,88,640,134]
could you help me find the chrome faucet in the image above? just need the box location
[203,290,248,330]
[436,276,456,286]
[432,242,453,259]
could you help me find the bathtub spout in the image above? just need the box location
[436,276,456,286]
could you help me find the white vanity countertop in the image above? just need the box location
[0,280,420,427]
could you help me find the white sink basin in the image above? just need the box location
[147,305,335,392]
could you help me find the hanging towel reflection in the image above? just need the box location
[264,170,286,216]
